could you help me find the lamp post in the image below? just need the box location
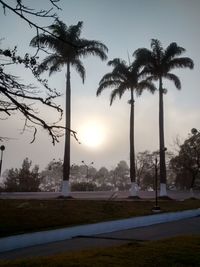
[81,161,94,181]
[152,156,161,212]
[0,145,5,177]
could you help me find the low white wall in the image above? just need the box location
[0,209,199,253]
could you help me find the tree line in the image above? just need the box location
[1,129,200,193]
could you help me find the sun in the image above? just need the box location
[79,122,105,148]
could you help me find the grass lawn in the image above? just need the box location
[0,236,200,266]
[0,198,199,237]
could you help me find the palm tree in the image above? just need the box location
[30,20,108,196]
[134,39,194,196]
[97,58,156,197]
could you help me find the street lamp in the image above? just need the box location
[81,160,94,179]
[0,145,5,177]
[152,156,161,212]
[81,161,94,191]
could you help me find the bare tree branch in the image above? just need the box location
[0,46,79,144]
[0,1,81,144]
[0,0,79,52]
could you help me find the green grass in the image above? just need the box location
[0,236,200,266]
[0,199,199,237]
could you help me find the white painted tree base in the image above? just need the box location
[61,180,70,197]
[129,182,139,197]
[160,183,167,196]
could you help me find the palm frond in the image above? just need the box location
[99,72,124,84]
[164,73,181,89]
[145,75,158,83]
[30,34,59,52]
[109,88,120,105]
[114,64,130,77]
[107,59,131,82]
[163,42,185,62]
[97,80,121,96]
[167,57,194,70]
[49,61,64,76]
[136,80,157,96]
[38,54,62,74]
[48,20,68,38]
[79,40,108,61]
[151,39,162,53]
[81,39,108,53]
[116,83,129,98]
[151,39,164,63]
[108,58,126,67]
[71,58,85,83]
[139,66,157,79]
[67,21,83,40]
[110,84,127,105]
[133,48,152,63]
[80,47,107,61]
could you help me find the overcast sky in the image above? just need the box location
[0,0,200,173]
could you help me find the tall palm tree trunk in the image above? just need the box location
[159,78,167,196]
[129,89,138,197]
[62,62,71,196]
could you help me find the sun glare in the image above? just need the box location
[79,122,105,148]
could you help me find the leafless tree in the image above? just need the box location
[0,0,78,54]
[0,0,78,143]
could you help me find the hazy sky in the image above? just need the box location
[0,0,200,173]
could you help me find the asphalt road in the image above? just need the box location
[0,216,199,260]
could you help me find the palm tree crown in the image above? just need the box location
[134,39,194,89]
[97,58,156,104]
[30,20,108,79]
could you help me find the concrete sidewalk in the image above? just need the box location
[0,216,199,260]
[1,190,200,200]
[1,209,199,253]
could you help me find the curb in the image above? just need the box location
[0,209,199,253]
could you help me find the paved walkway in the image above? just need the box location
[1,190,200,200]
[0,216,199,260]
[72,190,200,200]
